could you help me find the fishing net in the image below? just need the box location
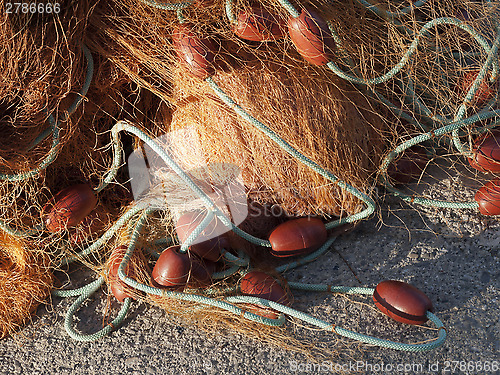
[0,0,498,355]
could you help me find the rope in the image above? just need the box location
[226,296,445,352]
[52,121,441,350]
[378,109,500,208]
[326,17,497,86]
[356,0,429,20]
[451,26,500,156]
[138,0,194,11]
[53,276,132,342]
[206,78,376,227]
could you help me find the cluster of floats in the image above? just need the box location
[42,3,499,345]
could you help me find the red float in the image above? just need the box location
[172,24,217,79]
[373,280,433,325]
[475,178,500,216]
[108,246,137,303]
[268,217,327,257]
[387,147,428,184]
[188,257,216,288]
[68,210,106,244]
[43,184,97,232]
[152,245,191,291]
[459,70,497,105]
[240,271,289,319]
[175,210,228,261]
[468,130,500,173]
[287,9,335,65]
[234,7,285,42]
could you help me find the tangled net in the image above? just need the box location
[0,0,498,354]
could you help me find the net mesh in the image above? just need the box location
[0,0,498,352]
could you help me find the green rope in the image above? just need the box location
[179,210,218,253]
[138,0,193,11]
[109,204,446,351]
[275,236,337,273]
[354,0,414,35]
[451,26,500,156]
[277,0,300,18]
[357,0,429,20]
[222,249,250,267]
[227,295,445,352]
[117,209,287,327]
[58,203,145,265]
[379,109,500,208]
[326,17,497,86]
[224,0,237,24]
[54,276,132,342]
[206,78,376,227]
[45,2,487,350]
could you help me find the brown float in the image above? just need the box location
[240,271,289,319]
[233,7,285,42]
[475,178,500,215]
[287,9,336,65]
[469,130,500,173]
[373,280,433,325]
[43,184,97,232]
[108,246,137,303]
[172,24,217,79]
[268,218,327,257]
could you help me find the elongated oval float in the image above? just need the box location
[469,130,500,173]
[172,24,217,79]
[234,7,285,42]
[388,147,428,184]
[108,246,138,303]
[152,245,191,291]
[43,184,97,232]
[459,70,497,105]
[175,210,229,261]
[288,8,336,65]
[475,178,500,215]
[373,280,433,325]
[240,271,289,319]
[268,217,327,257]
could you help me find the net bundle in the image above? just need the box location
[0,0,497,352]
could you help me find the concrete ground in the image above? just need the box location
[0,191,499,374]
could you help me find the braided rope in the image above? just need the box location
[138,0,193,11]
[51,122,444,350]
[53,276,132,342]
[451,26,500,156]
[327,17,497,86]
[206,78,376,227]
[379,110,500,208]
[356,0,429,20]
